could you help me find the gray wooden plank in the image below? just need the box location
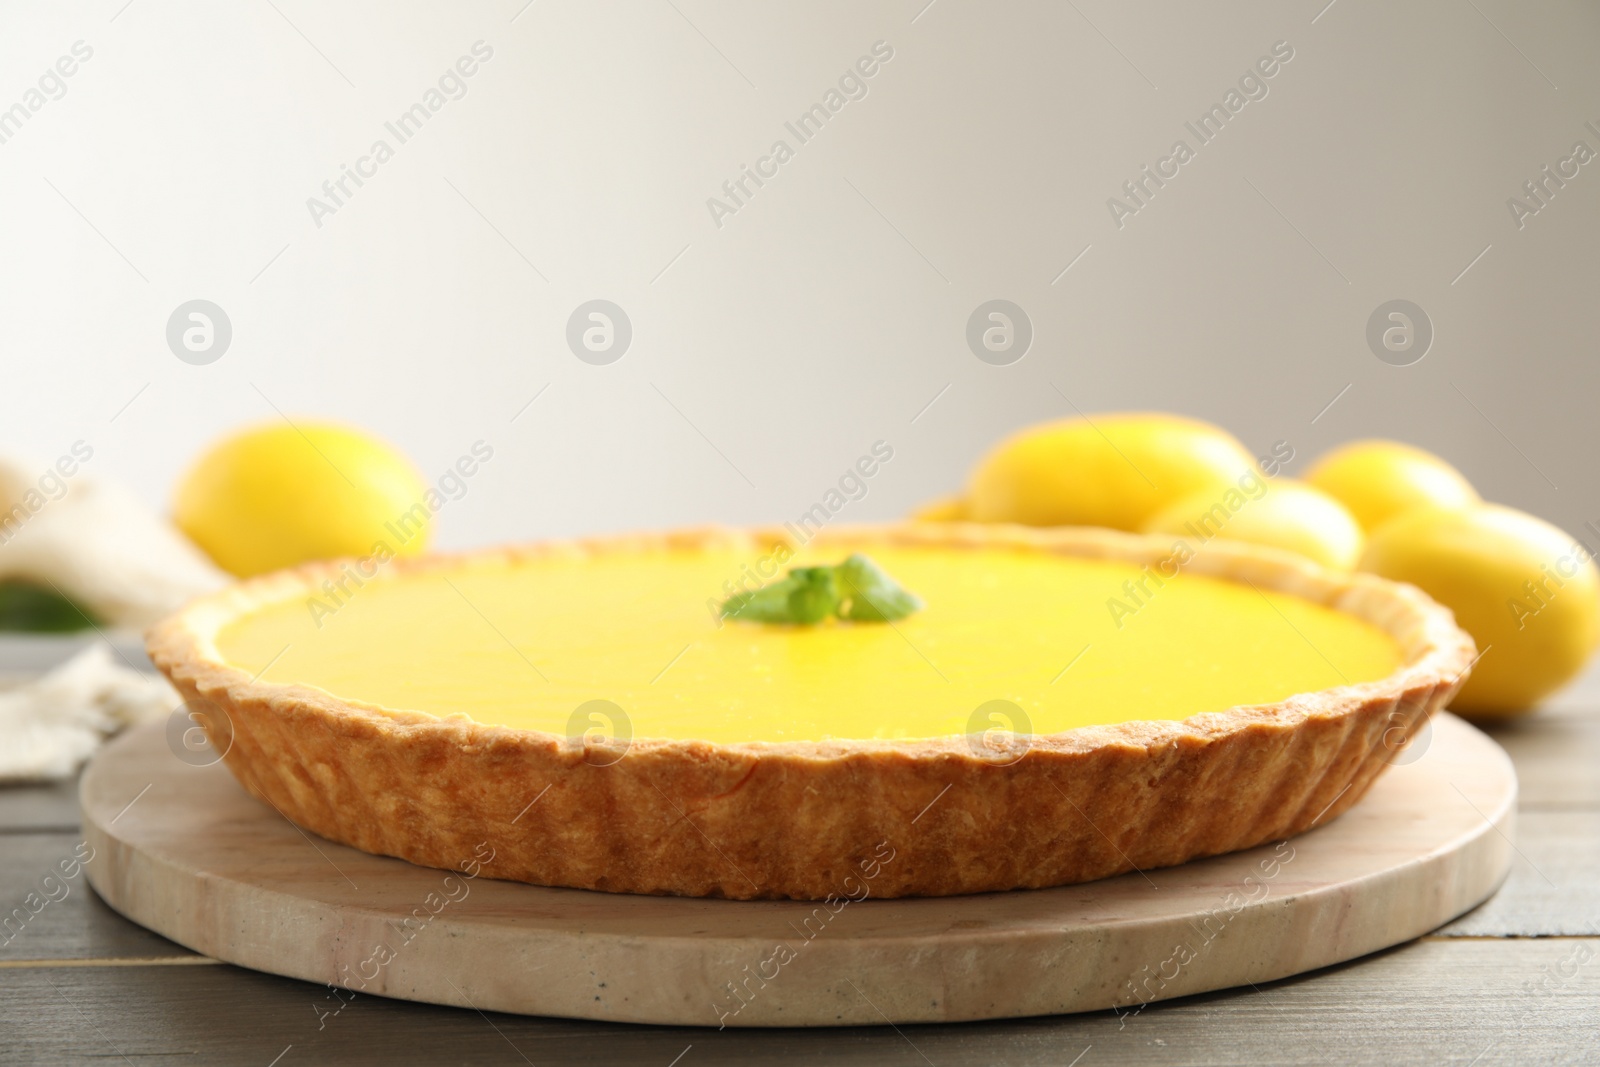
[1482,697,1600,812]
[1457,652,1600,811]
[0,779,79,834]
[0,833,192,961]
[1438,811,1600,937]
[1,938,1594,1066]
[0,632,150,676]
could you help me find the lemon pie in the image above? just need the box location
[147,524,1474,900]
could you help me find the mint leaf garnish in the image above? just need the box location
[720,555,921,625]
[785,567,841,623]
[835,553,924,622]
[722,567,839,623]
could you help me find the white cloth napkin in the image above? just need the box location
[0,452,226,628]
[0,644,177,781]
[0,451,222,779]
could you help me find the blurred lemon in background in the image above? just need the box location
[1142,479,1364,571]
[174,422,429,578]
[910,495,968,522]
[1360,503,1600,717]
[967,413,1253,531]
[1306,440,1478,533]
[920,411,1597,716]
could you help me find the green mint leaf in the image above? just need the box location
[723,569,840,624]
[835,553,924,622]
[721,575,805,622]
[785,567,840,624]
[719,554,920,625]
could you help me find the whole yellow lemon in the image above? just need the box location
[1306,440,1478,532]
[1142,479,1364,571]
[968,413,1254,531]
[174,422,430,578]
[1360,504,1600,717]
[910,495,968,522]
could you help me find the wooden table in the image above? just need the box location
[2,659,1597,1066]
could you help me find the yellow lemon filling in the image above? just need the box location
[215,543,1401,745]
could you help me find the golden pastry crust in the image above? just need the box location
[146,523,1476,901]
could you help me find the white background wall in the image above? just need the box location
[1,0,1596,549]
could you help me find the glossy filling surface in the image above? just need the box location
[215,543,1402,744]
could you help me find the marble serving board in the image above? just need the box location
[80,714,1515,1028]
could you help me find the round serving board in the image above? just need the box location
[83,714,1514,1028]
